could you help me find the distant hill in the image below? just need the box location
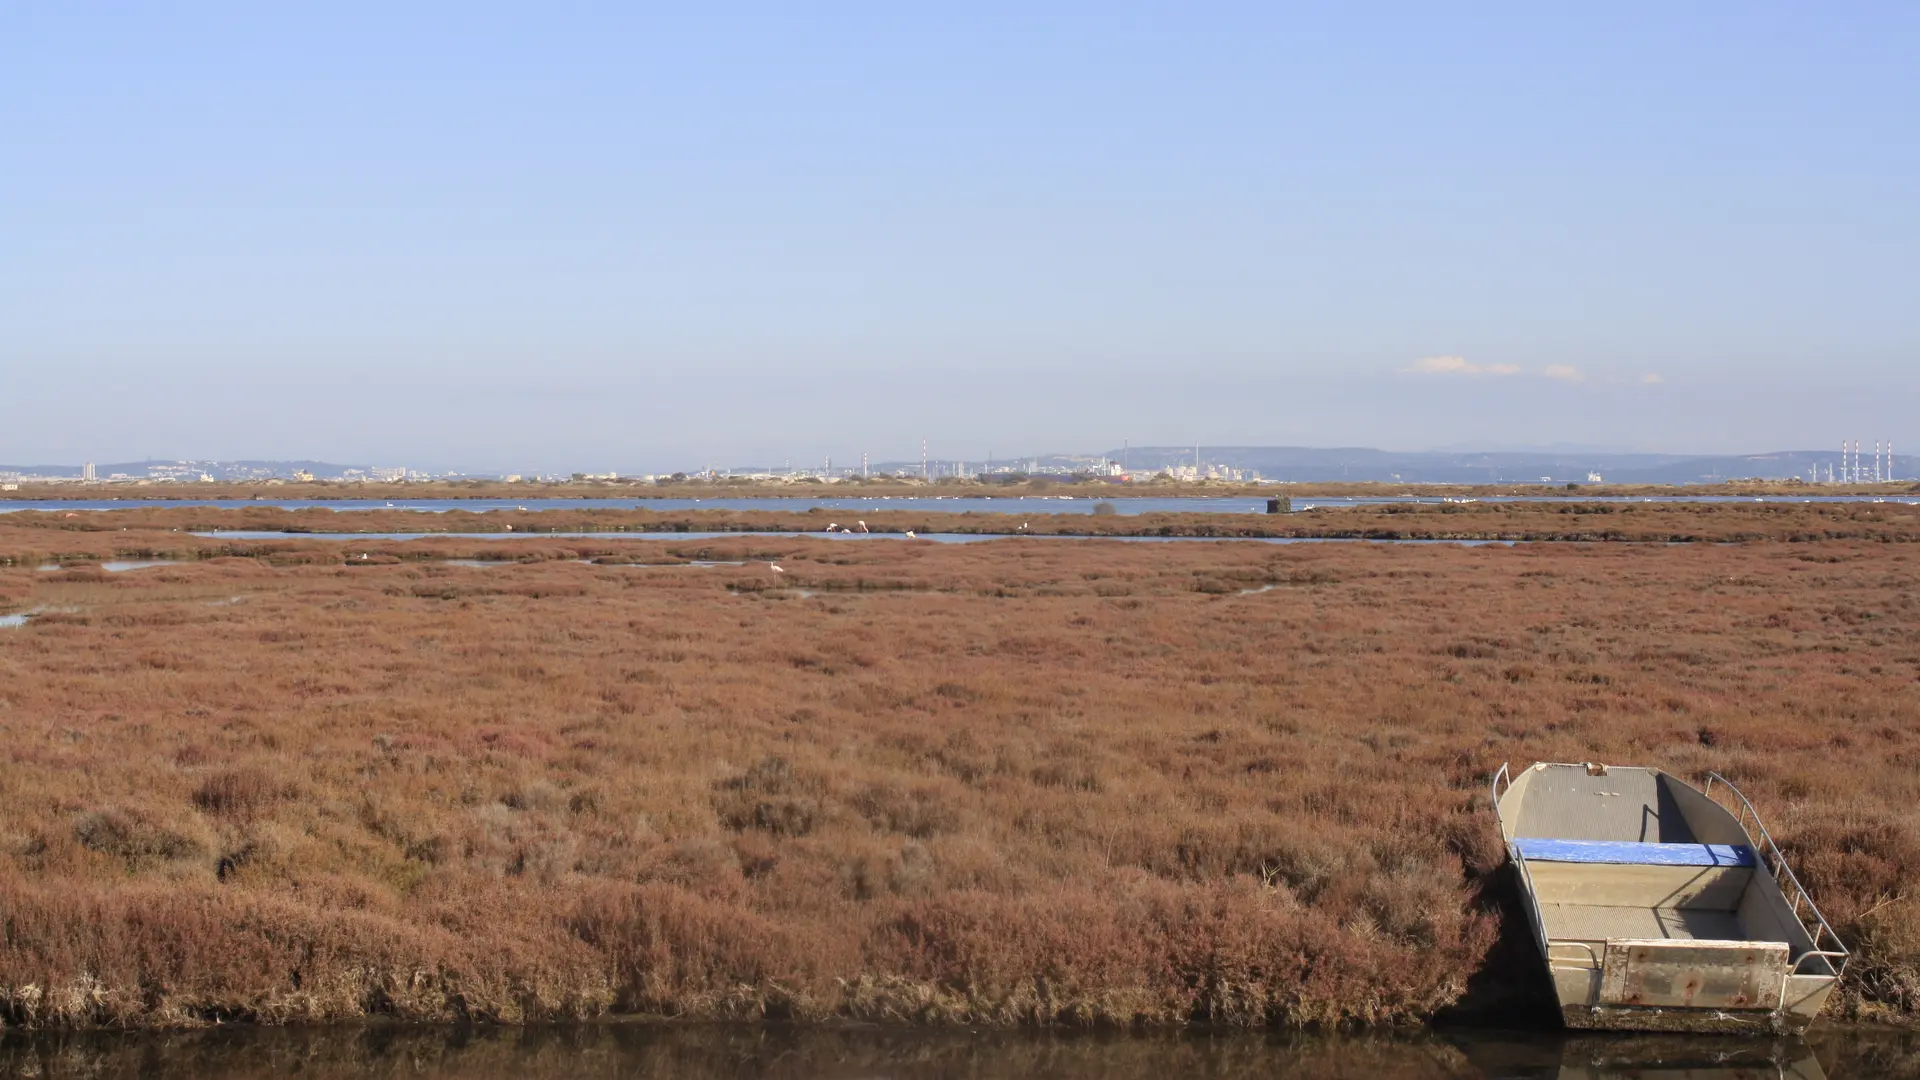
[0,460,369,480]
[1100,446,1913,484]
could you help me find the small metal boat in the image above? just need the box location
[1493,761,1847,1033]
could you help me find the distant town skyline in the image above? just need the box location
[3,441,1911,488]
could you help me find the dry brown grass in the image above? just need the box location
[0,532,1915,1030]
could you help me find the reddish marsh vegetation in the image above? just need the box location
[4,498,1920,548]
[0,537,1915,1029]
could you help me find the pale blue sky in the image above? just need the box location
[3,4,1915,471]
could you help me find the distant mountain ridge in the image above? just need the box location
[0,460,369,480]
[1099,446,1912,484]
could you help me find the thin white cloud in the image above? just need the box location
[1542,364,1585,382]
[1641,373,1665,384]
[1404,355,1522,376]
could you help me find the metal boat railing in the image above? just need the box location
[1494,762,1850,982]
[1491,760,1514,806]
[1490,762,1556,960]
[1546,941,1601,969]
[1703,772,1850,978]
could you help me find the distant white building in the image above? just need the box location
[81,462,96,483]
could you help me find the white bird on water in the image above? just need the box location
[857,520,869,533]
[826,523,839,532]
[905,530,916,539]
[770,563,785,573]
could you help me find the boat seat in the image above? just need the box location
[1515,838,1755,868]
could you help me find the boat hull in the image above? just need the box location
[1561,1002,1813,1035]
[1547,958,1838,1034]
[1495,762,1848,1035]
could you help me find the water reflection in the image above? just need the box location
[1459,1033,1836,1079]
[0,1025,1907,1080]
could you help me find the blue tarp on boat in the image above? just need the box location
[1514,838,1756,867]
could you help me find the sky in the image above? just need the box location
[3,4,1916,472]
